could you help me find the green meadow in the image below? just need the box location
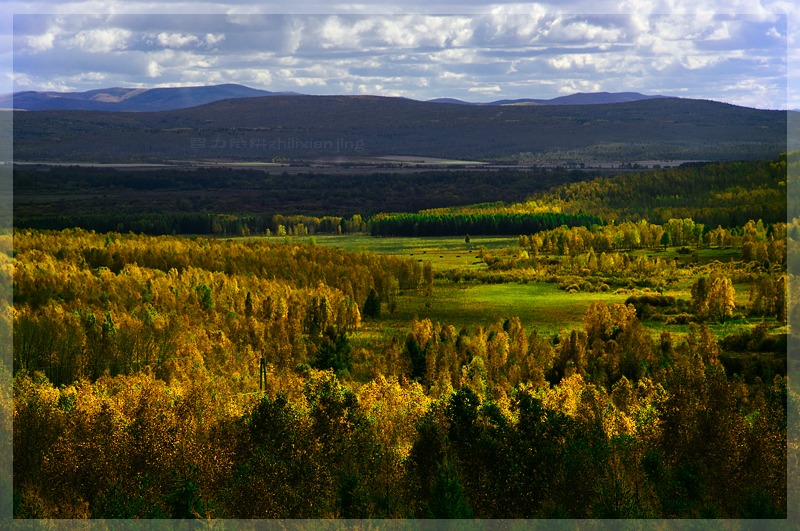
[307,233,768,342]
[381,281,629,336]
[310,233,514,271]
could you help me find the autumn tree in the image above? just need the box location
[706,276,736,323]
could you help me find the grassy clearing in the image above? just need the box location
[367,281,629,338]
[289,234,768,345]
[311,234,516,271]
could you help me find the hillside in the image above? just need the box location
[12,95,794,162]
[423,157,790,229]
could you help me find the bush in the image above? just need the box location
[665,313,696,325]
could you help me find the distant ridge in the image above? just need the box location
[542,92,667,105]
[428,91,666,106]
[4,84,667,112]
[426,97,478,105]
[0,84,298,112]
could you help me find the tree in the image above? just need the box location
[691,276,711,318]
[706,276,736,323]
[405,335,427,382]
[750,277,776,317]
[422,262,434,296]
[312,326,352,377]
[660,231,671,251]
[362,288,381,320]
[196,284,214,311]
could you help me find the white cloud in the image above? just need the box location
[70,28,131,53]
[548,54,596,70]
[146,60,162,77]
[283,18,304,54]
[155,32,199,49]
[546,18,625,44]
[559,79,602,94]
[25,32,56,52]
[204,33,225,47]
[468,85,502,94]
[319,16,354,49]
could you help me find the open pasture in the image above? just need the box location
[385,281,629,336]
[311,233,516,271]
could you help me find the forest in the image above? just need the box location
[13,157,788,238]
[9,211,796,519]
[7,150,798,520]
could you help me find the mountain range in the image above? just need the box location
[1,84,298,112]
[3,84,666,112]
[428,92,667,107]
[11,93,794,163]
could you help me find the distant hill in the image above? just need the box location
[1,84,297,112]
[426,97,479,105]
[7,85,667,112]
[537,92,667,105]
[428,92,665,106]
[11,95,795,162]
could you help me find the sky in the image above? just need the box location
[1,1,797,110]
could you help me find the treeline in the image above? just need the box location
[527,157,787,227]
[516,218,787,262]
[15,157,789,239]
[15,212,366,237]
[370,211,603,237]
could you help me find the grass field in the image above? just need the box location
[383,281,629,336]
[311,234,516,271]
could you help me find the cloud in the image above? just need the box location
[155,32,199,48]
[146,60,162,77]
[468,85,502,94]
[204,33,225,47]
[3,7,793,109]
[70,28,132,52]
[25,32,56,52]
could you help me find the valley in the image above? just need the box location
[7,89,797,520]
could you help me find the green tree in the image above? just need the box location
[660,230,671,251]
[312,326,352,377]
[362,288,381,320]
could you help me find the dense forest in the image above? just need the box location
[13,157,790,237]
[369,211,603,237]
[9,227,795,519]
[13,165,592,234]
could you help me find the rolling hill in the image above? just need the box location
[11,94,794,163]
